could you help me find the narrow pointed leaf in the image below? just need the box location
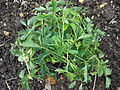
[68,81,76,88]
[52,0,57,12]
[106,77,111,88]
[79,83,83,90]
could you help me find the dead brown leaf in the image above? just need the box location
[46,76,56,84]
[45,76,56,90]
[116,87,120,90]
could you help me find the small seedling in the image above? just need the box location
[11,0,111,89]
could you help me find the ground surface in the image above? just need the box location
[0,0,120,90]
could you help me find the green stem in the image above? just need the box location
[24,59,30,74]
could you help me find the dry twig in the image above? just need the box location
[5,81,11,90]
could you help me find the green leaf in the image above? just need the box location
[35,6,46,11]
[19,70,25,78]
[83,63,88,83]
[46,1,52,9]
[85,17,91,22]
[57,44,67,55]
[68,50,78,54]
[28,61,35,70]
[18,55,24,62]
[20,40,39,48]
[50,56,57,64]
[105,68,111,76]
[19,29,33,40]
[20,20,27,26]
[103,60,109,64]
[27,75,33,80]
[106,77,111,88]
[98,67,104,77]
[90,72,97,76]
[72,7,83,11]
[30,69,38,76]
[79,83,83,90]
[40,65,49,75]
[27,16,36,26]
[67,72,75,81]
[18,30,28,35]
[78,34,91,40]
[37,14,50,21]
[63,23,68,31]
[70,63,77,72]
[68,81,76,88]
[52,0,57,12]
[32,22,42,29]
[63,8,69,17]
[65,61,70,70]
[21,76,30,90]
[11,49,21,56]
[64,20,69,24]
[52,35,62,42]
[33,75,43,79]
[68,8,78,16]
[95,29,105,36]
[98,53,105,58]
[57,0,65,5]
[55,69,67,74]
[35,53,50,65]
[70,23,76,30]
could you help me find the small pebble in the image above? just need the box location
[110,44,113,47]
[110,1,113,4]
[3,23,7,26]
[1,75,4,78]
[39,80,42,84]
[5,2,8,5]
[0,58,2,61]
[116,36,118,40]
[3,31,9,36]
[19,12,24,17]
[107,34,110,36]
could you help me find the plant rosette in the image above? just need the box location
[11,0,111,89]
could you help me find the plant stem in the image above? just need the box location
[24,59,30,74]
[93,74,97,90]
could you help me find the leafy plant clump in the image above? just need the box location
[11,0,111,89]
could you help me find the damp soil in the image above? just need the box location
[0,0,120,90]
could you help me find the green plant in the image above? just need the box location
[11,0,111,89]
